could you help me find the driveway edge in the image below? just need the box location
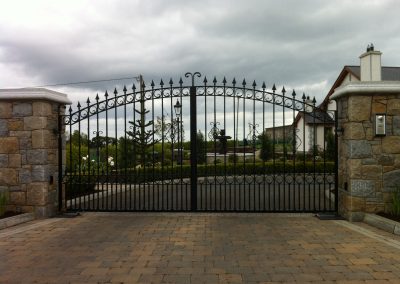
[0,213,35,230]
[363,213,400,235]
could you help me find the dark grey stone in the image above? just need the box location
[9,185,21,192]
[362,158,377,165]
[19,168,32,184]
[27,149,48,165]
[348,140,371,158]
[12,103,32,117]
[19,138,32,150]
[0,119,8,132]
[393,116,400,135]
[350,179,375,197]
[31,165,49,182]
[0,154,8,167]
[20,150,27,165]
[383,170,400,191]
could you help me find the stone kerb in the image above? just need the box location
[332,82,400,221]
[0,88,71,218]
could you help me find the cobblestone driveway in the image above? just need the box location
[1,213,400,283]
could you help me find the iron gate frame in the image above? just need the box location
[59,72,338,213]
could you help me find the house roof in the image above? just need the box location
[346,66,400,81]
[299,110,335,125]
[320,65,400,109]
[294,64,400,127]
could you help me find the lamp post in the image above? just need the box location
[174,99,182,165]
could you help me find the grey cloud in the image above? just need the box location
[1,0,400,108]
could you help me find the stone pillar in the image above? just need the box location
[332,82,400,221]
[0,88,71,218]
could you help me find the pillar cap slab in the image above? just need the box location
[0,88,71,104]
[331,81,400,100]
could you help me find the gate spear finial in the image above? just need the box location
[185,72,202,86]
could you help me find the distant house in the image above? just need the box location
[294,45,400,153]
[294,107,334,153]
[264,125,293,142]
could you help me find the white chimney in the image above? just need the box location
[359,44,382,81]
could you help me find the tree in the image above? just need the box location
[196,131,206,164]
[126,93,158,166]
[259,132,272,161]
[68,130,88,145]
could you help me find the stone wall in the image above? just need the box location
[0,89,70,217]
[333,84,400,221]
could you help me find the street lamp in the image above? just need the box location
[174,99,182,116]
[174,100,182,165]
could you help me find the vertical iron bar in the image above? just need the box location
[242,80,246,211]
[262,84,266,211]
[123,89,128,211]
[161,82,165,211]
[252,82,256,211]
[223,78,227,211]
[170,81,173,210]
[190,85,197,211]
[213,78,217,211]
[282,87,286,211]
[179,81,183,211]
[114,92,118,211]
[86,100,91,211]
[303,95,307,211]
[96,95,100,210]
[233,79,237,211]
[334,111,339,213]
[323,116,327,212]
[133,94,137,210]
[77,104,82,211]
[313,99,317,212]
[105,92,109,210]
[204,78,207,210]
[142,85,147,211]
[152,83,155,211]
[68,107,73,210]
[272,85,276,211]
[292,91,296,211]
[127,89,132,211]
[57,106,63,212]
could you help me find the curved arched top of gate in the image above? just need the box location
[64,73,329,125]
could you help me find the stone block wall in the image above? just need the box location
[0,88,70,218]
[335,90,400,221]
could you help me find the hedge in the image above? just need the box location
[66,161,334,185]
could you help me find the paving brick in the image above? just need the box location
[0,213,400,283]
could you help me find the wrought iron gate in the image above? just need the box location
[60,72,338,212]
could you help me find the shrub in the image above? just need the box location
[391,186,400,216]
[96,161,335,184]
[259,132,272,161]
[228,154,238,163]
[0,190,8,216]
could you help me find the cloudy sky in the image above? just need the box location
[1,0,399,108]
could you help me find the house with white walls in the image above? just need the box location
[294,45,400,153]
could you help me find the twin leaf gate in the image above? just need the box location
[60,72,338,212]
